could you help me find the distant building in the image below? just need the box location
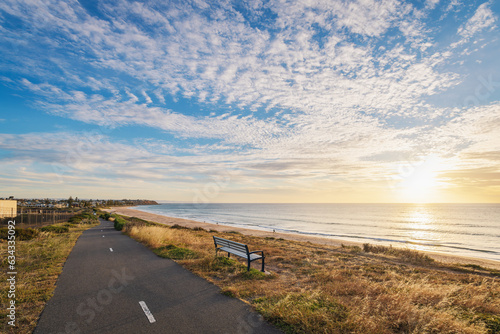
[0,200,17,218]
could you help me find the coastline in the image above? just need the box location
[106,206,500,270]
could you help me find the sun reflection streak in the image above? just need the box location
[404,206,441,251]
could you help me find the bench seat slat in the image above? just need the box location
[219,247,262,260]
[213,236,265,272]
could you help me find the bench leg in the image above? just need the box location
[261,257,265,272]
[247,260,251,272]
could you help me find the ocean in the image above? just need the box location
[133,203,500,262]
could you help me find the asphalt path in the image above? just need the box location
[34,219,282,334]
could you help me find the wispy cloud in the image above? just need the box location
[0,0,499,201]
[457,2,496,40]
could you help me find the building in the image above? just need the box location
[0,200,17,218]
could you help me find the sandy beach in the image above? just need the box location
[107,206,500,270]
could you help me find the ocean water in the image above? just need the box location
[133,203,500,262]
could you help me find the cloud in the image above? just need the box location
[425,0,440,10]
[457,2,496,40]
[450,2,497,49]
[1,0,499,201]
[2,0,461,121]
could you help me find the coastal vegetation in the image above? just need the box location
[0,211,99,334]
[111,214,500,334]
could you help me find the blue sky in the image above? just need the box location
[0,0,499,203]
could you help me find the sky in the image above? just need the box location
[0,0,499,203]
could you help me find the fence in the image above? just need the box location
[0,208,82,228]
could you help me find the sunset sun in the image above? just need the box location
[399,156,442,203]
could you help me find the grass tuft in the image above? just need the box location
[153,244,199,260]
[341,244,362,253]
[255,292,349,333]
[238,268,268,280]
[363,243,435,264]
[170,224,189,229]
[484,315,500,333]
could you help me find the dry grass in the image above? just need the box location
[119,217,500,334]
[0,222,98,333]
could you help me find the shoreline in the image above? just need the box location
[106,206,500,270]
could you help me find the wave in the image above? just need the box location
[134,203,500,262]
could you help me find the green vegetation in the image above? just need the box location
[104,212,161,231]
[99,212,111,220]
[115,215,500,334]
[0,216,99,334]
[112,215,128,231]
[40,224,69,233]
[0,227,39,241]
[153,244,199,260]
[68,212,98,224]
[255,292,349,333]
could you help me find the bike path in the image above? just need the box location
[34,219,281,334]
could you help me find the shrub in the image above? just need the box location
[99,212,111,220]
[68,212,99,224]
[0,227,39,241]
[40,225,69,233]
[113,216,128,231]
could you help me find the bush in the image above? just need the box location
[113,216,128,231]
[100,212,111,220]
[0,227,39,241]
[68,212,99,225]
[40,225,69,233]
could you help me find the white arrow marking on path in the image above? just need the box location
[139,301,156,324]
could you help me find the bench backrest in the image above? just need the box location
[213,236,249,254]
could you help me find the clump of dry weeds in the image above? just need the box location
[119,216,500,334]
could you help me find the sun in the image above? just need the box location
[398,156,442,203]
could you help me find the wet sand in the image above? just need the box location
[106,206,500,270]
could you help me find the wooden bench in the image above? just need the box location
[213,236,265,272]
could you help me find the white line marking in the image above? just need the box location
[102,235,105,237]
[139,301,156,324]
[109,248,113,252]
